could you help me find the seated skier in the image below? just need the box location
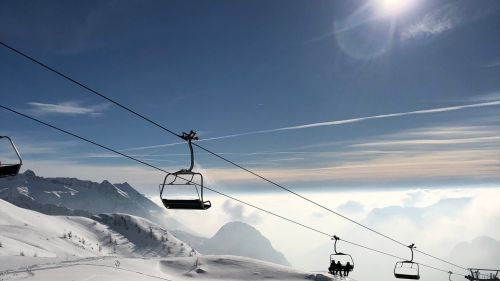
[344,261,353,276]
[328,259,336,274]
[336,261,343,276]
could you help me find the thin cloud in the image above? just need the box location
[401,0,499,40]
[222,200,263,224]
[351,123,500,149]
[337,200,365,214]
[258,101,500,132]
[353,136,500,148]
[27,101,110,116]
[401,3,456,40]
[484,59,500,68]
[121,100,500,151]
[205,149,500,185]
[471,92,500,102]
[202,123,500,185]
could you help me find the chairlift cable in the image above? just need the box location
[0,41,182,140]
[0,104,466,278]
[0,40,468,272]
[0,105,167,174]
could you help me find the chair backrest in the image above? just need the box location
[394,261,420,279]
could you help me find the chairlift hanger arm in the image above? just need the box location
[0,135,22,164]
[332,235,340,254]
[179,130,198,172]
[408,243,416,262]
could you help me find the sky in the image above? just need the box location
[0,0,500,279]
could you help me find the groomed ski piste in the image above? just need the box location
[0,199,349,281]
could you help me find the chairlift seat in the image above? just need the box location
[394,260,420,280]
[162,199,211,210]
[394,273,420,280]
[0,164,21,178]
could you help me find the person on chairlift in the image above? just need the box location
[328,259,335,274]
[344,261,353,276]
[336,261,343,276]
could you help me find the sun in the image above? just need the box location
[376,0,415,17]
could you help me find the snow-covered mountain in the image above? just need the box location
[172,229,208,249]
[0,198,192,259]
[0,199,339,281]
[0,170,182,229]
[0,171,294,268]
[197,221,290,266]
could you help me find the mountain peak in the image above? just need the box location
[23,169,36,177]
[199,221,290,266]
[218,221,260,234]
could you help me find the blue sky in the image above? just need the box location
[1,0,499,194]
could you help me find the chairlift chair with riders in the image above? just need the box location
[0,136,22,178]
[328,235,354,276]
[159,131,211,210]
[394,243,420,280]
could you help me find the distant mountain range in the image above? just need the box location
[0,170,182,229]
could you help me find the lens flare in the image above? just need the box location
[377,0,415,16]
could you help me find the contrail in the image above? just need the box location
[121,100,500,151]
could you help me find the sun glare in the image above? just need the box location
[377,0,415,17]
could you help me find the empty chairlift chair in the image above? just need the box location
[394,243,420,280]
[159,131,211,210]
[328,235,354,276]
[0,136,22,178]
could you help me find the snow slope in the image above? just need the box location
[0,255,344,281]
[0,199,192,259]
[0,199,348,280]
